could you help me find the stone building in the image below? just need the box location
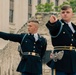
[0,0,67,32]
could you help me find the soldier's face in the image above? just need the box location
[60,8,74,22]
[28,22,38,34]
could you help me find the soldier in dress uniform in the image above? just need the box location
[46,5,76,75]
[0,20,47,75]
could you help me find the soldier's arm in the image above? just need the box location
[0,32,23,43]
[46,19,62,37]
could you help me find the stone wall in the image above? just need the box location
[0,12,76,75]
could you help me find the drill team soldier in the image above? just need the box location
[46,5,76,75]
[0,20,47,75]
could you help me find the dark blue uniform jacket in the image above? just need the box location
[46,19,76,73]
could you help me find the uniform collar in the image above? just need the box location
[34,33,38,36]
[66,21,72,26]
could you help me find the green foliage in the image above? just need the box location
[55,0,76,12]
[44,3,54,12]
[36,2,54,12]
[36,4,44,12]
[69,0,76,12]
[54,1,69,12]
[36,0,76,13]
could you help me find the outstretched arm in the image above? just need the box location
[0,32,24,43]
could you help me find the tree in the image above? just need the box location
[36,0,76,13]
[68,0,76,12]
[36,2,54,12]
[55,0,76,12]
[36,4,44,12]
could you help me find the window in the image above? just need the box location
[55,0,59,11]
[10,0,14,1]
[28,0,32,5]
[47,0,50,3]
[9,0,14,23]
[28,13,32,19]
[9,9,13,22]
[28,0,32,19]
[38,0,41,5]
[55,0,59,6]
